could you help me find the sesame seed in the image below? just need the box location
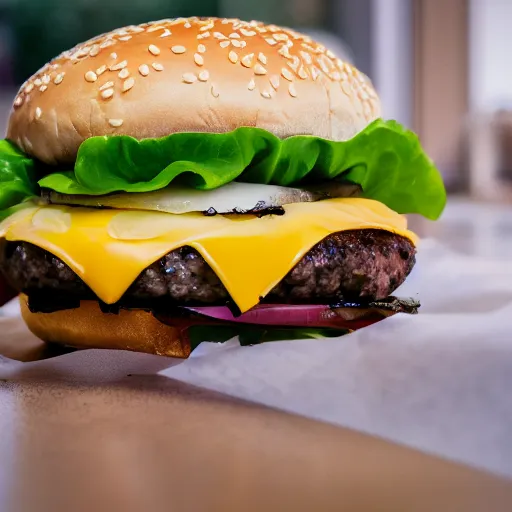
[326,49,336,59]
[182,72,197,84]
[101,88,114,99]
[13,96,23,107]
[197,44,206,53]
[341,81,351,95]
[148,44,160,56]
[110,60,127,71]
[34,78,42,86]
[138,64,150,76]
[269,75,280,90]
[240,41,247,48]
[118,68,130,79]
[231,39,241,48]
[210,84,219,97]
[274,33,289,42]
[200,24,212,32]
[281,68,293,81]
[221,19,229,24]
[265,38,277,46]
[122,77,135,92]
[23,136,33,150]
[198,70,209,81]
[258,52,267,65]
[171,45,186,54]
[240,29,256,37]
[35,107,42,119]
[261,90,272,99]
[39,85,47,92]
[254,64,267,75]
[311,67,321,80]
[278,45,291,58]
[152,62,164,71]
[288,83,297,97]
[160,29,172,38]
[99,81,114,91]
[24,84,34,93]
[219,40,230,48]
[194,53,204,66]
[119,36,132,41]
[147,25,164,33]
[110,52,118,59]
[229,32,240,38]
[247,78,256,91]
[301,43,315,53]
[298,66,308,79]
[109,118,123,127]
[42,74,50,84]
[330,71,341,81]
[184,22,191,28]
[300,51,312,64]
[85,71,98,82]
[96,65,107,75]
[90,45,100,56]
[241,53,254,67]
[288,56,300,71]
[131,26,145,33]
[228,51,238,64]
[100,39,114,49]
[197,32,210,39]
[360,90,370,101]
[317,58,330,74]
[76,48,90,58]
[214,32,228,40]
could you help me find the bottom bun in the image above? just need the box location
[19,294,191,358]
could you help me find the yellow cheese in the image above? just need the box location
[0,198,417,312]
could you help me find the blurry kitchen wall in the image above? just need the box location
[466,0,512,201]
[469,0,512,113]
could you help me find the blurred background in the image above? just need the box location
[0,0,510,268]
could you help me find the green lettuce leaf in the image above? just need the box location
[188,325,348,351]
[40,119,445,219]
[0,140,38,220]
[0,119,446,220]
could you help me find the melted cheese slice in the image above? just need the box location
[0,199,417,312]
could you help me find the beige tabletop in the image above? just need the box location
[1,370,512,512]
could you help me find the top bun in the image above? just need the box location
[7,17,381,165]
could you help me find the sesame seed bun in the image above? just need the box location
[7,17,381,165]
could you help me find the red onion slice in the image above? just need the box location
[183,303,395,330]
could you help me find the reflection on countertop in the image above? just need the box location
[410,196,512,260]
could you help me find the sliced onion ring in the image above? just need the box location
[43,182,361,215]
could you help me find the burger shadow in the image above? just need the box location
[3,352,272,416]
[1,346,185,385]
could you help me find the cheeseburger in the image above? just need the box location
[0,17,446,357]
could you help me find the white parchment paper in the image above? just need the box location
[1,237,512,478]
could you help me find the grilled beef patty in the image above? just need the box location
[0,229,415,305]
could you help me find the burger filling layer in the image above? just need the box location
[0,198,417,313]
